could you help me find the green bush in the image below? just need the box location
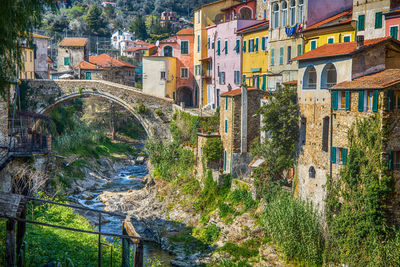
[229,189,257,210]
[262,193,324,266]
[194,224,220,245]
[136,103,149,114]
[155,109,163,116]
[203,138,223,163]
[218,241,259,260]
[169,111,200,145]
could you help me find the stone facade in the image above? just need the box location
[25,79,174,141]
[57,39,89,73]
[33,34,49,79]
[0,83,11,147]
[256,0,270,20]
[220,87,265,177]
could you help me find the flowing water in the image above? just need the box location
[70,160,175,266]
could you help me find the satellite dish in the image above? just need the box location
[156,40,160,46]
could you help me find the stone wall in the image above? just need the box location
[57,46,88,73]
[0,84,11,147]
[25,79,174,141]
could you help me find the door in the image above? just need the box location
[86,72,92,80]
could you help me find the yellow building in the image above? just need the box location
[193,0,240,107]
[303,10,355,53]
[237,21,269,90]
[19,47,35,79]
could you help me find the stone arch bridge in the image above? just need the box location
[25,80,174,140]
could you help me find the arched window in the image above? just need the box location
[309,166,316,178]
[272,3,279,29]
[214,13,224,24]
[281,1,288,27]
[303,65,317,89]
[239,7,252,20]
[321,63,337,89]
[298,0,304,24]
[163,46,173,57]
[289,0,296,25]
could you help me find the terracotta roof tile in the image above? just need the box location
[282,80,298,85]
[221,87,260,96]
[333,69,400,89]
[177,28,194,35]
[59,37,88,47]
[133,40,151,46]
[75,61,103,70]
[292,37,393,61]
[124,44,156,52]
[89,54,136,68]
[304,10,352,31]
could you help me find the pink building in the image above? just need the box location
[206,20,260,108]
[221,0,257,21]
[158,29,196,107]
[385,8,400,40]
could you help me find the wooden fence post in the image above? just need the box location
[134,241,144,267]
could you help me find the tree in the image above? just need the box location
[129,15,148,40]
[251,85,299,196]
[85,5,108,36]
[0,0,56,96]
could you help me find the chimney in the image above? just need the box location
[241,84,248,154]
[357,35,364,49]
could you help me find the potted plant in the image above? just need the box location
[219,168,224,174]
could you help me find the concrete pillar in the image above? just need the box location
[241,84,248,154]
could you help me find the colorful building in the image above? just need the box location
[33,33,50,79]
[268,0,352,91]
[193,0,241,108]
[303,9,355,53]
[237,20,269,90]
[292,36,400,213]
[57,37,89,74]
[385,7,400,40]
[158,28,196,107]
[19,47,35,79]
[256,0,270,20]
[221,0,257,20]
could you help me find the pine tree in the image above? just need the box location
[129,15,148,41]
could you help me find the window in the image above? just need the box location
[197,35,200,52]
[332,91,350,110]
[197,10,200,23]
[195,65,201,76]
[297,44,302,56]
[303,65,316,89]
[300,116,306,145]
[322,117,329,152]
[358,15,365,31]
[281,1,288,27]
[289,0,296,25]
[225,40,228,55]
[309,166,315,178]
[264,9,267,19]
[338,91,348,110]
[262,74,267,91]
[321,63,337,89]
[181,41,189,54]
[390,26,399,40]
[310,40,317,50]
[287,46,292,63]
[389,151,400,170]
[224,119,228,133]
[225,97,229,110]
[234,71,241,84]
[163,46,173,57]
[208,37,210,49]
[243,40,247,52]
[224,150,227,171]
[85,72,92,80]
[327,37,334,44]
[279,47,284,65]
[343,35,351,42]
[217,40,221,55]
[64,57,69,66]
[255,38,259,52]
[262,36,268,50]
[160,71,166,80]
[249,39,254,52]
[271,48,275,66]
[362,90,378,112]
[272,3,279,29]
[331,147,348,165]
[181,68,189,78]
[235,39,240,54]
[375,12,383,29]
[298,0,304,24]
[30,51,32,62]
[219,72,225,85]
[173,92,176,100]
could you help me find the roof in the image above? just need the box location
[236,20,269,34]
[249,157,265,168]
[221,87,261,96]
[59,37,88,47]
[177,28,194,35]
[282,80,298,85]
[304,10,352,32]
[199,57,212,62]
[89,54,136,68]
[333,69,400,89]
[194,0,240,11]
[385,7,400,17]
[292,37,394,61]
[133,40,151,46]
[124,45,156,52]
[75,61,104,70]
[33,33,49,39]
[221,0,256,11]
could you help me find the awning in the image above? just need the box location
[251,68,261,72]
[199,57,212,62]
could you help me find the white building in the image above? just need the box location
[111,30,136,52]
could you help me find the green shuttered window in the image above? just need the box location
[217,40,221,55]
[331,147,336,163]
[345,91,350,111]
[236,39,240,54]
[389,151,394,170]
[255,38,259,52]
[332,91,338,110]
[297,44,302,56]
[224,120,228,133]
[243,74,246,84]
[262,75,266,91]
[358,15,365,31]
[224,150,227,171]
[390,26,399,40]
[243,40,247,53]
[358,90,364,111]
[64,57,69,66]
[225,40,228,55]
[373,90,379,112]
[375,12,383,29]
[262,37,265,50]
[271,49,275,66]
[342,148,348,165]
[225,98,228,110]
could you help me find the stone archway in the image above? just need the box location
[176,87,193,107]
[239,7,253,20]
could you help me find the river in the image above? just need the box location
[70,160,175,266]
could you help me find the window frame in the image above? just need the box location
[310,39,317,50]
[180,40,189,55]
[358,14,365,31]
[327,36,334,44]
[343,34,351,43]
[289,0,296,26]
[160,71,166,80]
[180,67,189,79]
[390,25,399,40]
[281,1,288,27]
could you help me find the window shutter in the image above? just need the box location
[297,44,302,56]
[236,40,240,53]
[225,40,228,55]
[388,90,394,111]
[243,40,247,52]
[262,75,266,91]
[225,120,228,133]
[217,40,221,55]
[358,90,364,112]
[225,97,228,110]
[224,150,227,171]
[243,74,246,84]
[358,15,365,31]
[256,76,260,89]
[332,91,338,110]
[389,151,394,170]
[249,40,251,52]
[373,90,379,112]
[342,148,348,165]
[375,12,382,29]
[345,91,350,110]
[255,38,259,52]
[331,147,336,163]
[262,37,265,50]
